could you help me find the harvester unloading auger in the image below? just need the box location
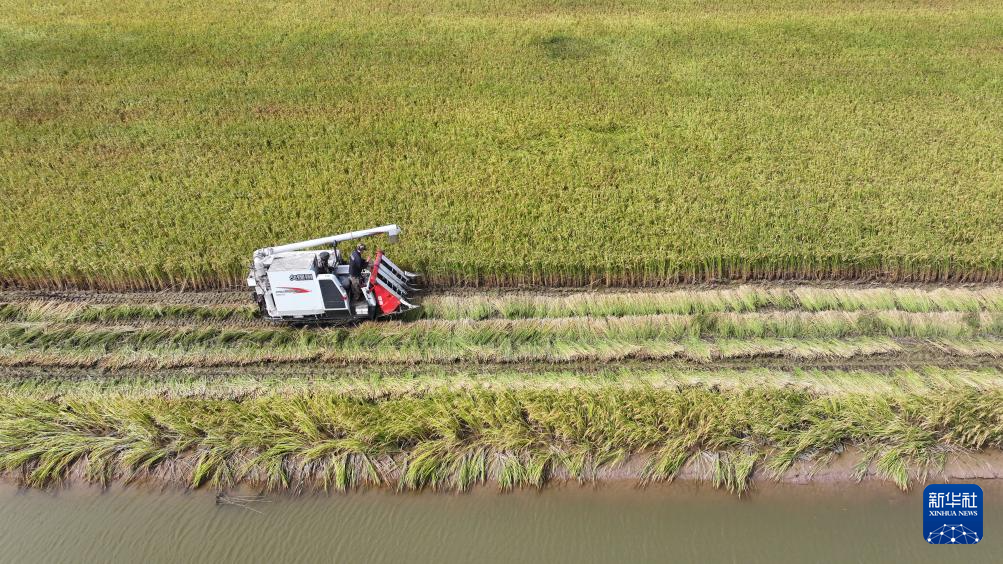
[248,224,419,322]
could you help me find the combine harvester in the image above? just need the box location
[248,224,418,323]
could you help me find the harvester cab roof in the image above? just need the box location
[247,224,418,323]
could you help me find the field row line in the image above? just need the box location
[6,286,1003,324]
[421,287,1003,319]
[4,367,1003,401]
[7,310,1003,348]
[4,336,1002,370]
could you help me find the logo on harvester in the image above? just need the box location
[289,273,313,281]
[275,286,311,294]
[924,484,982,544]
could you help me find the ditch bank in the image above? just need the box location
[3,448,1003,496]
[3,383,1003,495]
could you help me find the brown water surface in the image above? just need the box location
[0,482,999,563]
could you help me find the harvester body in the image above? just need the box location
[248,224,418,323]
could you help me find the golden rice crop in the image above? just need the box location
[6,286,1003,325]
[7,366,1003,401]
[2,385,1002,492]
[2,311,999,350]
[3,2,1003,289]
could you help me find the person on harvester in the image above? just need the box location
[348,243,369,301]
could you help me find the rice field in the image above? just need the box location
[7,285,1003,324]
[3,285,1003,492]
[3,1,1003,289]
[5,0,1003,493]
[2,377,1002,493]
[4,365,1001,402]
[6,286,1003,370]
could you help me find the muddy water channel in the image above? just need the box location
[2,482,1000,563]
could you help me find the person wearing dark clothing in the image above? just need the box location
[348,244,368,301]
[348,246,365,277]
[315,251,331,275]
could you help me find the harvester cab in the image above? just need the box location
[247,224,419,323]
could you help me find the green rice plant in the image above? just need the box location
[5,365,1003,403]
[3,385,1003,492]
[419,287,1003,321]
[927,289,983,313]
[4,3,1003,289]
[7,288,1003,331]
[977,290,1003,312]
[4,310,999,354]
[892,290,937,313]
[9,321,1001,369]
[10,299,1003,371]
[930,338,1003,358]
[708,452,759,495]
[0,301,260,324]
